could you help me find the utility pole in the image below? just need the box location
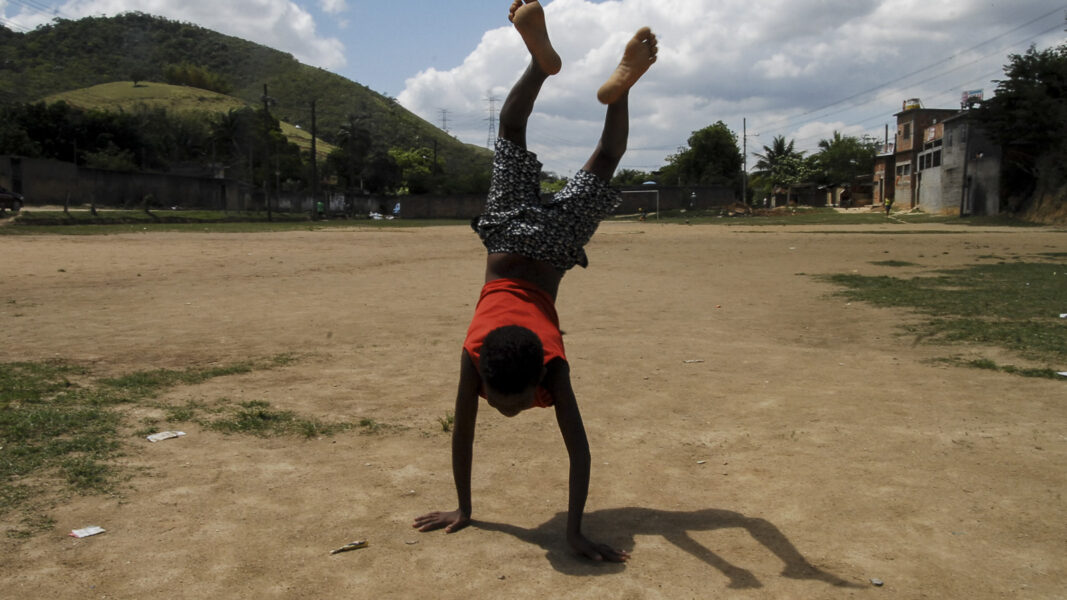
[310,99,319,210]
[261,84,273,218]
[742,118,747,205]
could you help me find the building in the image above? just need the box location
[937,112,1001,216]
[872,141,895,207]
[892,100,957,209]
[876,99,1001,215]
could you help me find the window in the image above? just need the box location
[932,150,941,168]
[902,123,912,140]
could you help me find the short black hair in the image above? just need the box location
[480,325,543,394]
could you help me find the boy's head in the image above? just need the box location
[480,325,545,417]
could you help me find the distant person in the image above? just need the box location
[413,0,657,562]
[885,196,894,215]
[316,200,325,220]
[840,187,851,208]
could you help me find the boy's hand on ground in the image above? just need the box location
[412,510,470,533]
[568,532,630,562]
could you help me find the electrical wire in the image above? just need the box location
[756,14,1066,143]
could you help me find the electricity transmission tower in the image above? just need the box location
[485,92,499,148]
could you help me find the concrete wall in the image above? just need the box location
[0,156,79,201]
[938,119,1001,216]
[0,155,241,209]
[387,194,484,219]
[1,155,742,219]
[615,184,736,213]
[916,165,944,212]
[79,168,233,209]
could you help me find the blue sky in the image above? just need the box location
[2,0,1065,175]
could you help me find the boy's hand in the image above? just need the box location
[412,510,470,533]
[568,532,630,562]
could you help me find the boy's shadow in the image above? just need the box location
[474,507,862,589]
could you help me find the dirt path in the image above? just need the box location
[1,222,1064,599]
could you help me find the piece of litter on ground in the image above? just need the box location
[683,359,705,364]
[696,460,706,464]
[870,578,884,587]
[330,540,368,555]
[1057,372,1067,378]
[70,526,106,538]
[1059,313,1067,318]
[146,431,186,443]
[404,540,419,545]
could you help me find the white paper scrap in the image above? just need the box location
[70,526,106,538]
[1058,372,1067,378]
[146,431,186,443]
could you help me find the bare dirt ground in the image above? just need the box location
[1,221,1065,599]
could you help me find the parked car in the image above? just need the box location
[0,187,24,213]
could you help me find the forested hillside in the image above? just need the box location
[0,12,491,191]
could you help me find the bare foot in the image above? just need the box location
[597,27,657,104]
[509,0,562,75]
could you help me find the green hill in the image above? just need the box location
[0,12,491,179]
[43,81,338,160]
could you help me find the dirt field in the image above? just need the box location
[1,221,1065,599]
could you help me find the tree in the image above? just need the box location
[210,107,301,187]
[611,168,654,186]
[753,135,809,203]
[659,121,742,189]
[978,40,1067,186]
[361,151,402,194]
[129,67,149,87]
[327,115,376,193]
[809,131,879,188]
[389,146,438,194]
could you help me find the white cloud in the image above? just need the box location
[319,0,345,15]
[398,0,1064,174]
[6,0,347,69]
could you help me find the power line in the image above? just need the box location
[753,6,1067,138]
[0,16,31,32]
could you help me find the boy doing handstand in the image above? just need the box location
[413,0,657,562]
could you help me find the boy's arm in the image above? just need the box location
[413,351,480,533]
[545,360,630,562]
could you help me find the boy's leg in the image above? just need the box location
[582,95,629,182]
[498,62,550,150]
[500,1,561,148]
[583,27,658,181]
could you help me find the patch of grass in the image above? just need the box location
[97,362,256,402]
[0,362,122,534]
[358,418,383,434]
[870,260,917,267]
[1,211,469,235]
[822,260,1067,369]
[204,399,351,438]
[438,412,454,433]
[933,357,1063,380]
[610,207,1052,228]
[0,354,321,538]
[610,207,1010,227]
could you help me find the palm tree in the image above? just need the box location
[753,135,799,177]
[753,135,807,205]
